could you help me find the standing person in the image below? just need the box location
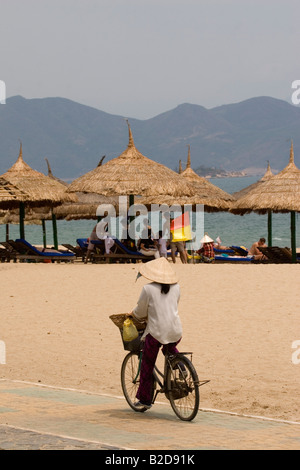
[169,215,187,264]
[157,230,168,258]
[169,238,187,264]
[128,257,182,408]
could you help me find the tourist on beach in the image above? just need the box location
[138,228,159,259]
[84,225,100,264]
[127,257,182,408]
[170,239,187,264]
[213,236,229,250]
[248,237,267,260]
[197,233,215,263]
[157,230,168,258]
[84,219,115,263]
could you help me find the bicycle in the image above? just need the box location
[110,314,209,421]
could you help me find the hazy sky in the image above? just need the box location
[1,0,299,119]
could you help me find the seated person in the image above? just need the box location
[248,238,267,260]
[138,229,159,259]
[197,233,215,263]
[84,225,99,263]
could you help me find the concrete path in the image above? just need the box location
[0,379,299,450]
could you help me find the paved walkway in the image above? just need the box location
[0,379,299,450]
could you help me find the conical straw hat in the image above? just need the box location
[138,257,178,284]
[200,233,214,243]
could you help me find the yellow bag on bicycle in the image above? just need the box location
[122,318,139,342]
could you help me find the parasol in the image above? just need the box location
[231,142,300,262]
[0,143,77,246]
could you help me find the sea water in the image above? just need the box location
[0,176,299,250]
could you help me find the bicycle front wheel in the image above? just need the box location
[121,352,148,413]
[166,354,200,421]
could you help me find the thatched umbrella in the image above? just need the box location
[233,162,274,246]
[67,123,206,242]
[0,143,77,246]
[231,142,300,262]
[67,122,197,200]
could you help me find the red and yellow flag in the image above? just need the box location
[170,212,192,242]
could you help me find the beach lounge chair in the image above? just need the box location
[92,238,155,263]
[11,239,75,262]
[0,240,24,262]
[214,248,235,255]
[258,246,300,264]
[214,253,254,263]
[0,242,18,262]
[61,243,88,261]
[187,252,254,263]
[76,238,88,250]
[229,246,249,257]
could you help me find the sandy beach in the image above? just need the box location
[0,261,299,423]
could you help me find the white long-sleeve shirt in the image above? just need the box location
[133,282,182,344]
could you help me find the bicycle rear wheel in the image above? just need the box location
[166,354,200,421]
[121,352,153,413]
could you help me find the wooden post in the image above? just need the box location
[52,211,58,250]
[19,202,25,239]
[128,194,135,246]
[267,210,272,247]
[291,211,297,263]
[42,219,47,249]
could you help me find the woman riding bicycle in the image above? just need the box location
[127,257,182,409]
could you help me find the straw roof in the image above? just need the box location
[53,193,120,220]
[1,143,77,206]
[67,122,197,199]
[231,142,300,215]
[143,145,235,211]
[232,162,274,199]
[0,176,29,209]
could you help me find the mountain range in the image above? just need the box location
[0,95,299,181]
